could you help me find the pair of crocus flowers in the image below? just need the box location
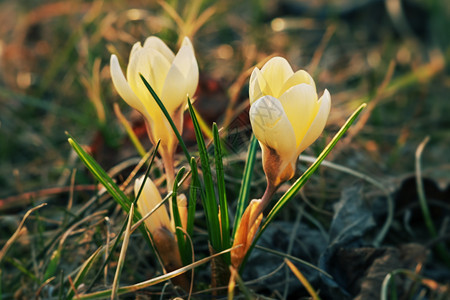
[110,36,331,268]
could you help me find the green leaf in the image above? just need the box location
[187,158,199,240]
[240,103,367,271]
[171,167,191,266]
[43,249,61,282]
[213,123,231,262]
[232,134,258,236]
[139,74,191,162]
[67,135,130,212]
[67,248,103,299]
[187,98,221,251]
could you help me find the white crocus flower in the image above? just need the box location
[249,57,331,188]
[110,36,199,188]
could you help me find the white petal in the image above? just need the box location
[130,41,142,61]
[110,55,145,114]
[260,57,294,98]
[297,89,331,153]
[279,83,318,147]
[135,176,171,232]
[143,36,175,62]
[249,68,271,105]
[161,40,198,112]
[280,70,316,95]
[249,96,297,160]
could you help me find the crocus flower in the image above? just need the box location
[249,57,331,188]
[110,36,199,187]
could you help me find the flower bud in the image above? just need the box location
[231,199,263,268]
[249,57,331,187]
[135,176,172,235]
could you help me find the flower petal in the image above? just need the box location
[110,55,146,115]
[297,89,331,153]
[249,68,271,105]
[143,36,175,63]
[249,95,297,160]
[260,57,294,98]
[135,176,172,233]
[161,38,198,113]
[279,83,318,147]
[280,70,316,96]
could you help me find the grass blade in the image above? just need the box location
[187,158,199,239]
[171,167,190,265]
[67,135,130,212]
[139,74,191,162]
[111,203,135,300]
[67,248,103,299]
[213,123,231,256]
[187,98,221,251]
[285,259,321,300]
[232,134,258,236]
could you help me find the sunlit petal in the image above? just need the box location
[280,70,316,95]
[279,83,318,147]
[297,89,331,153]
[250,95,297,160]
[260,57,294,97]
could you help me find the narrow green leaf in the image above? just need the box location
[240,103,366,271]
[232,134,258,236]
[67,135,130,212]
[213,123,231,261]
[187,158,199,239]
[43,249,61,282]
[139,74,191,162]
[4,257,39,283]
[187,98,221,251]
[67,248,103,299]
[171,167,190,265]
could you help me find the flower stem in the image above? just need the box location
[253,180,278,222]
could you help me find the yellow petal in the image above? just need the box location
[279,70,316,96]
[143,36,175,63]
[135,176,172,234]
[297,89,331,153]
[260,57,294,98]
[110,55,146,115]
[249,96,297,160]
[249,68,271,105]
[161,38,198,113]
[278,83,318,147]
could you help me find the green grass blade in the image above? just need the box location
[111,203,135,300]
[67,135,131,212]
[43,249,61,282]
[187,158,199,239]
[213,123,231,261]
[232,134,258,236]
[67,248,103,299]
[139,74,191,162]
[171,167,190,265]
[187,98,222,251]
[240,103,366,271]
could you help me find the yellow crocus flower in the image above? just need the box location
[249,57,331,188]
